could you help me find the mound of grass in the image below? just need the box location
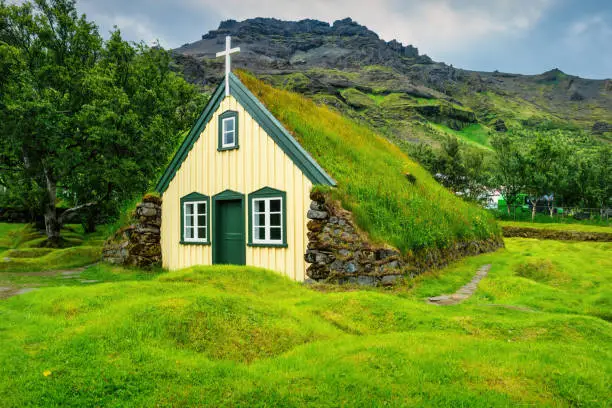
[0,223,107,273]
[0,246,101,272]
[0,238,610,406]
[0,224,26,250]
[3,248,54,258]
[238,72,500,252]
[515,259,560,282]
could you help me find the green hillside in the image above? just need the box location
[238,72,501,253]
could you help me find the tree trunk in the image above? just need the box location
[548,202,554,218]
[84,212,96,233]
[43,168,62,247]
[531,198,538,222]
[506,203,511,215]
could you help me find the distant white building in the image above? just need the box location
[483,189,503,210]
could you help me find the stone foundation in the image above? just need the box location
[502,226,612,242]
[305,191,504,286]
[305,191,408,286]
[103,195,162,267]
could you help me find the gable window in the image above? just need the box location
[218,110,239,151]
[180,193,210,244]
[248,187,287,247]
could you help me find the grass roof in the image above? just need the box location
[237,71,501,253]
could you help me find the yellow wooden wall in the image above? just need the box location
[160,95,313,281]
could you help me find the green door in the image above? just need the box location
[214,199,245,265]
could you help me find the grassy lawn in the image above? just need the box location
[0,238,610,406]
[500,221,612,233]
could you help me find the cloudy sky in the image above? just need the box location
[74,0,611,79]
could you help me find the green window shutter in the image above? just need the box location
[247,187,288,248]
[180,192,211,245]
[218,110,239,151]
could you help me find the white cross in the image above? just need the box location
[216,36,240,97]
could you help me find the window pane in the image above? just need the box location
[224,131,234,146]
[197,227,206,240]
[185,227,194,239]
[185,203,193,215]
[198,214,206,227]
[185,215,194,227]
[255,200,266,213]
[270,213,281,227]
[223,118,235,132]
[197,203,206,215]
[270,199,281,212]
[255,227,266,240]
[254,213,265,227]
[270,227,281,241]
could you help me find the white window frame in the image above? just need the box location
[221,117,236,148]
[252,197,283,245]
[183,200,208,243]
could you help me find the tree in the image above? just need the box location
[0,0,204,245]
[588,145,612,216]
[461,147,492,203]
[523,132,569,220]
[431,136,467,193]
[490,133,527,214]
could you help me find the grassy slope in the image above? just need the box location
[429,123,492,148]
[263,67,606,151]
[0,238,610,406]
[238,72,500,252]
[0,223,103,273]
[500,221,612,233]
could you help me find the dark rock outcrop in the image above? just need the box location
[592,121,612,134]
[413,103,477,130]
[492,118,507,132]
[177,17,425,74]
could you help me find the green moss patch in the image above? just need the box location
[340,88,376,109]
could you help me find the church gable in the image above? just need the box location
[155,73,335,194]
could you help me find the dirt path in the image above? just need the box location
[0,264,98,300]
[0,286,39,300]
[427,264,491,306]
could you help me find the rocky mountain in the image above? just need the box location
[172,18,612,147]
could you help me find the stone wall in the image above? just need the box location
[305,191,408,286]
[502,226,612,242]
[103,195,162,267]
[305,191,504,286]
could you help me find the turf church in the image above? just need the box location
[155,36,335,281]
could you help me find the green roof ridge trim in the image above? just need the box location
[155,73,335,194]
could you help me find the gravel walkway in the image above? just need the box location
[427,264,491,306]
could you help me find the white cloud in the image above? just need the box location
[567,14,612,40]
